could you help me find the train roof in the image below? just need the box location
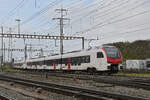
[14,45,117,63]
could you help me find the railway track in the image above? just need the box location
[0,74,148,100]
[4,71,150,91]
[24,71,150,90]
[45,72,150,90]
[0,94,14,100]
[0,95,9,100]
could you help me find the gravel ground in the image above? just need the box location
[0,85,35,100]
[1,72,150,99]
[0,80,77,100]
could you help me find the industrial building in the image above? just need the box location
[125,59,150,70]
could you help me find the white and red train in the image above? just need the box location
[13,45,122,73]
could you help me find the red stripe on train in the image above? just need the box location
[68,58,71,70]
[54,60,56,70]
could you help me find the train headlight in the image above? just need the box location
[107,63,111,66]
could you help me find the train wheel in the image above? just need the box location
[87,68,96,74]
[92,68,96,73]
[87,68,91,73]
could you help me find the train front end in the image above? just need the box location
[103,46,122,73]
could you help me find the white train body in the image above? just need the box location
[13,46,122,73]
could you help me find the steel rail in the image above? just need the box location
[0,94,15,100]
[0,95,9,100]
[8,71,150,91]
[0,75,149,100]
[7,71,150,91]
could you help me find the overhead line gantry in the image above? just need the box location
[0,33,85,50]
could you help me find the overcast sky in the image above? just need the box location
[0,0,150,60]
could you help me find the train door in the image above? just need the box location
[96,52,106,70]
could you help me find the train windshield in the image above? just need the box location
[147,61,150,67]
[104,47,121,59]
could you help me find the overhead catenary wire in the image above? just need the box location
[24,0,85,34]
[94,0,132,19]
[94,0,149,21]
[103,26,150,40]
[25,0,83,29]
[70,0,120,25]
[1,0,28,25]
[10,0,62,34]
[21,0,62,25]
[77,0,150,34]
[68,0,121,36]
[70,0,148,36]
[71,0,121,18]
[71,0,139,33]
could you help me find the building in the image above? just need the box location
[126,60,146,70]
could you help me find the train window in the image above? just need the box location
[56,59,61,64]
[39,61,44,66]
[27,62,30,66]
[85,56,90,63]
[82,56,86,63]
[78,57,82,63]
[62,58,67,64]
[147,61,150,67]
[72,57,76,66]
[61,59,64,64]
[45,60,53,66]
[32,62,36,65]
[16,63,23,66]
[97,52,104,58]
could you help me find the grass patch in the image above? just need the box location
[116,72,150,78]
[2,65,22,72]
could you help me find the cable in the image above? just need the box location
[79,0,150,34]
[68,0,120,36]
[113,19,150,30]
[66,0,87,10]
[21,0,61,25]
[95,0,131,19]
[69,0,100,14]
[70,0,120,25]
[1,0,27,25]
[104,27,150,39]
[95,0,148,21]
[72,0,120,18]
[29,0,83,29]
[71,1,146,35]
[11,0,62,34]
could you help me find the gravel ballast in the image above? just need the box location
[1,72,150,99]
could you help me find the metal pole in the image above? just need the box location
[1,26,3,71]
[53,8,69,55]
[60,10,63,55]
[29,44,32,59]
[24,44,27,62]
[8,28,11,62]
[82,37,84,50]
[15,19,21,34]
[3,42,5,64]
[18,20,20,34]
[10,37,12,62]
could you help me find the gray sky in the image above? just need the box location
[0,0,150,60]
